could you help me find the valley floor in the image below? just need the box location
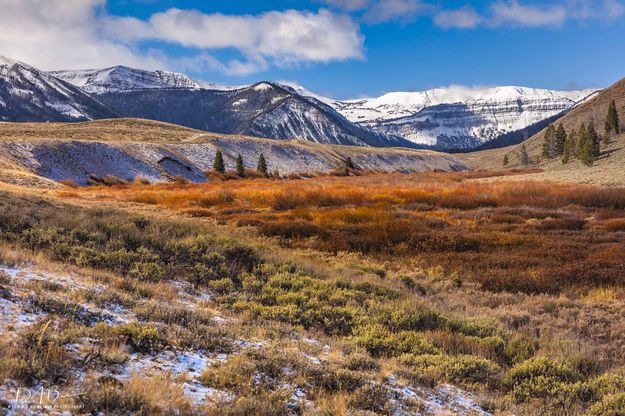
[0,171,624,415]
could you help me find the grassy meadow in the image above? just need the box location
[0,170,624,415]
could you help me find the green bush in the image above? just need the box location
[351,325,440,357]
[0,196,260,288]
[400,354,501,388]
[346,352,380,372]
[504,358,579,402]
[92,323,168,354]
[348,384,394,414]
[587,393,625,416]
[373,302,447,332]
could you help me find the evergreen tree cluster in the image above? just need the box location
[212,151,270,177]
[541,123,567,159]
[542,102,621,167]
[557,121,600,166]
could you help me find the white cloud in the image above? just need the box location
[0,0,165,70]
[434,6,482,29]
[104,8,365,72]
[0,0,364,75]
[323,0,371,11]
[566,0,625,20]
[490,1,567,27]
[363,0,429,23]
[464,0,625,29]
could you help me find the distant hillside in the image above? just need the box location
[0,118,468,187]
[456,77,625,185]
[0,57,116,122]
[95,83,414,148]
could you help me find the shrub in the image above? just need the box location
[400,354,501,388]
[77,376,146,414]
[587,393,625,416]
[77,374,192,415]
[88,175,129,186]
[346,352,380,372]
[128,261,166,282]
[59,179,78,188]
[604,219,625,232]
[92,323,167,354]
[503,358,579,403]
[348,384,393,414]
[351,325,441,357]
[0,320,72,384]
[373,302,447,332]
[583,374,625,402]
[208,278,235,294]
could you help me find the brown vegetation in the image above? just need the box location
[61,171,625,294]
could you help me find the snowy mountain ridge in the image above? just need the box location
[1,57,598,150]
[330,85,593,124]
[0,55,115,121]
[51,66,239,94]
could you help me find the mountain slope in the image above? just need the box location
[53,66,413,148]
[0,118,468,186]
[457,77,625,185]
[51,66,235,94]
[94,82,414,147]
[329,86,594,150]
[7,60,595,151]
[0,56,115,122]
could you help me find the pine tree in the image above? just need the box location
[576,123,588,161]
[605,99,620,139]
[542,123,557,158]
[345,157,355,170]
[555,123,567,155]
[257,153,267,176]
[236,154,245,177]
[213,150,225,173]
[562,131,576,164]
[519,143,530,166]
[587,121,600,163]
[502,154,509,167]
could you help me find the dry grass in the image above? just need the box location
[60,171,625,294]
[2,175,625,415]
[457,78,625,187]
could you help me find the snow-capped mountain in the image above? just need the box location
[51,66,236,94]
[327,86,594,149]
[0,56,115,122]
[94,81,412,147]
[0,57,597,151]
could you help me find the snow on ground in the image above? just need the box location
[424,384,490,415]
[0,261,491,414]
[1,137,468,185]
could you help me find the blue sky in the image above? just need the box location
[1,0,624,98]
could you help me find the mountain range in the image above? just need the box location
[0,56,596,151]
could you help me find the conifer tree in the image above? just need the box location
[562,131,576,164]
[213,150,225,173]
[502,154,509,167]
[555,123,567,155]
[576,123,588,160]
[587,121,600,162]
[345,157,355,170]
[236,154,245,177]
[257,153,267,176]
[519,143,530,166]
[605,99,620,139]
[542,123,557,158]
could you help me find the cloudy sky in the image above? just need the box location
[1,0,623,98]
